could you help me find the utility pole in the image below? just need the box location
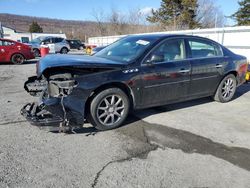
[215,13,218,28]
[0,22,3,38]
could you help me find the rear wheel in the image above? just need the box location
[213,74,237,103]
[87,88,130,131]
[11,54,24,64]
[60,47,68,54]
[33,48,40,57]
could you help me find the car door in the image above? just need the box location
[72,40,77,49]
[0,40,7,61]
[140,38,191,107]
[187,38,225,97]
[0,40,14,62]
[49,38,57,53]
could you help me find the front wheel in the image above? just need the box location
[87,88,130,131]
[213,74,237,103]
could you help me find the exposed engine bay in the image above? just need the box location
[21,72,80,132]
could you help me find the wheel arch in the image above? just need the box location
[33,48,40,55]
[213,70,238,96]
[10,52,25,61]
[60,46,69,52]
[33,47,40,51]
[224,70,239,84]
[84,82,135,115]
[225,70,238,77]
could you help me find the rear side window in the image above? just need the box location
[188,39,223,58]
[0,40,14,46]
[54,38,63,43]
[42,38,51,44]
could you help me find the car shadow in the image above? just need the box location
[24,59,39,64]
[62,114,141,135]
[0,59,38,65]
[63,97,213,135]
[60,83,250,135]
[49,82,250,135]
[234,82,250,99]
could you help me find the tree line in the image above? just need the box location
[28,0,250,39]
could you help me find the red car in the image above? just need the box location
[0,38,35,64]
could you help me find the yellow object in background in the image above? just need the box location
[86,47,92,55]
[246,72,250,81]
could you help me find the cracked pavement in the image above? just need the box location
[0,61,250,188]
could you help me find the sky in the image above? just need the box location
[0,0,239,24]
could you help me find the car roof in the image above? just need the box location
[126,34,221,45]
[38,36,64,40]
[0,38,16,42]
[66,39,80,41]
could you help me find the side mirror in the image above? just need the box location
[145,54,164,65]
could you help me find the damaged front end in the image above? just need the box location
[21,73,80,131]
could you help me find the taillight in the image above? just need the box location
[238,63,248,76]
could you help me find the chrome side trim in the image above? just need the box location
[191,75,218,81]
[179,69,190,73]
[144,80,190,89]
[214,64,223,68]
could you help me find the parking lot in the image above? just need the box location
[1,59,250,188]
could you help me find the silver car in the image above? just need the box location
[29,36,70,57]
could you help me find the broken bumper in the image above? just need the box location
[21,102,63,127]
[21,95,86,129]
[22,75,87,130]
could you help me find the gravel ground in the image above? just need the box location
[0,60,250,188]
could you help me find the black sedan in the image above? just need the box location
[66,39,85,50]
[21,34,248,131]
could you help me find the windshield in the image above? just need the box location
[30,38,42,44]
[94,35,159,63]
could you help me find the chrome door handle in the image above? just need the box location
[179,69,190,73]
[215,64,223,68]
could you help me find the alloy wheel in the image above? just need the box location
[61,48,68,54]
[97,95,125,126]
[221,78,235,100]
[12,54,24,64]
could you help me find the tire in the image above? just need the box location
[87,88,130,131]
[11,53,25,64]
[60,47,68,54]
[33,48,40,57]
[213,74,237,103]
[79,46,84,50]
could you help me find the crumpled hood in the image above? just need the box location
[37,54,125,77]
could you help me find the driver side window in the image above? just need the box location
[42,38,51,45]
[146,39,186,64]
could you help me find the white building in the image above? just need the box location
[1,25,66,43]
[88,26,250,61]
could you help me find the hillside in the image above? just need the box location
[0,13,160,41]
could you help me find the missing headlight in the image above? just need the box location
[49,79,78,97]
